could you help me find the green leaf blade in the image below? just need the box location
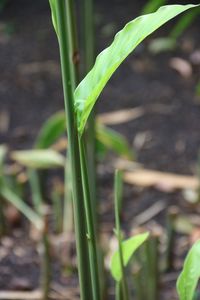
[75,4,198,134]
[111,232,149,281]
[0,145,7,168]
[177,240,200,300]
[11,149,65,169]
[96,124,133,160]
[1,185,43,231]
[35,111,66,149]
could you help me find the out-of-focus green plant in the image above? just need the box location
[111,170,149,300]
[0,145,8,236]
[170,6,200,40]
[35,110,133,160]
[196,81,200,98]
[142,0,167,14]
[11,149,65,169]
[0,0,7,12]
[0,145,44,230]
[177,240,200,300]
[143,1,200,53]
[0,147,66,300]
[35,111,66,149]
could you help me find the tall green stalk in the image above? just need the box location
[28,169,43,215]
[79,136,101,300]
[114,170,129,300]
[66,0,79,85]
[54,1,92,299]
[83,0,97,219]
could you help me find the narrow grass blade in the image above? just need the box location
[96,124,133,160]
[35,111,66,149]
[0,185,43,231]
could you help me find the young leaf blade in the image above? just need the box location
[0,185,43,231]
[111,232,149,282]
[96,123,133,160]
[35,111,66,149]
[74,4,198,134]
[0,145,7,170]
[176,240,200,300]
[11,149,65,169]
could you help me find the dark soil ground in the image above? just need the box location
[1,0,200,299]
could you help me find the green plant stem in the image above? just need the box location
[28,169,43,215]
[115,281,122,300]
[79,136,101,300]
[165,206,179,271]
[0,197,6,237]
[83,0,97,222]
[63,158,73,234]
[51,187,63,234]
[55,1,92,299]
[41,216,51,300]
[132,265,143,300]
[114,170,129,300]
[63,158,74,269]
[144,230,159,300]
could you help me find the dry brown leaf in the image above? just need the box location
[169,57,192,78]
[97,104,174,126]
[133,201,166,226]
[124,169,198,191]
[97,107,144,125]
[0,289,79,300]
[0,109,10,133]
[18,61,60,76]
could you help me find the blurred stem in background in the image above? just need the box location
[142,0,167,14]
[114,170,129,300]
[28,169,43,215]
[41,213,51,300]
[170,6,200,40]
